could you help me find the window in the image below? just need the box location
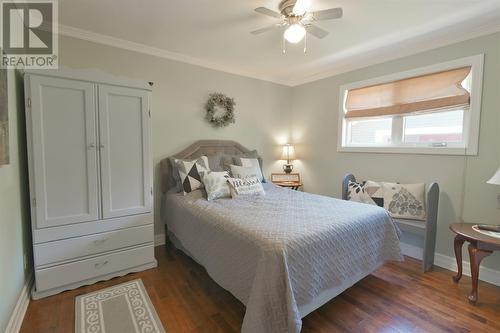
[347,117,392,145]
[338,55,484,155]
[403,110,464,144]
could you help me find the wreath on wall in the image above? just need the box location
[205,93,236,128]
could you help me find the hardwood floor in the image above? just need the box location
[21,244,500,333]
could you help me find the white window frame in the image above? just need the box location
[337,54,484,155]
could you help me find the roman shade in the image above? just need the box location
[345,66,471,119]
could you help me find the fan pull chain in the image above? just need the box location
[282,35,286,54]
[303,33,307,54]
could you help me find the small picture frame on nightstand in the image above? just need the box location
[271,173,300,184]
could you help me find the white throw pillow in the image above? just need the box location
[347,181,377,206]
[200,171,230,201]
[383,182,426,220]
[175,156,210,195]
[230,165,259,179]
[227,176,265,198]
[232,157,265,182]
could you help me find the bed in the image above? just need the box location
[159,140,402,333]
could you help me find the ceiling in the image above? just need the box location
[59,0,500,86]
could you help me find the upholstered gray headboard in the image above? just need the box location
[159,140,260,194]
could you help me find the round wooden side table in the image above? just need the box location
[449,223,500,304]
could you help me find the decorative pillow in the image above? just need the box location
[207,153,233,172]
[347,181,377,206]
[200,171,230,200]
[227,176,265,198]
[364,180,384,207]
[175,156,210,194]
[235,150,262,165]
[168,157,183,192]
[230,164,259,180]
[383,182,426,220]
[233,155,266,182]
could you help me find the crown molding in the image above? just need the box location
[288,21,500,87]
[58,24,291,87]
[287,0,500,86]
[58,0,500,88]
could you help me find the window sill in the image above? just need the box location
[337,145,476,156]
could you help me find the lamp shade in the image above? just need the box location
[487,167,500,185]
[281,144,296,161]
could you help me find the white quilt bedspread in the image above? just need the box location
[164,183,402,333]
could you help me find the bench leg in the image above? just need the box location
[422,233,436,272]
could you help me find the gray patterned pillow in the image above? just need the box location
[227,176,265,198]
[168,157,183,192]
[383,182,426,220]
[175,156,210,194]
[207,153,233,172]
[200,171,230,200]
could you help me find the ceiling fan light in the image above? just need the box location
[292,0,311,16]
[284,24,306,44]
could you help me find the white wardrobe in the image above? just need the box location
[24,68,157,299]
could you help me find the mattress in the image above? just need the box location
[164,183,402,333]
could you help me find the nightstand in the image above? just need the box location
[271,173,302,190]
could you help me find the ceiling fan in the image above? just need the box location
[251,0,343,51]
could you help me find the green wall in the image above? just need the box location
[1,32,499,331]
[291,32,500,269]
[0,69,31,332]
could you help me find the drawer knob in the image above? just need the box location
[93,238,108,245]
[94,260,109,269]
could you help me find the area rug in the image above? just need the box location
[75,279,165,333]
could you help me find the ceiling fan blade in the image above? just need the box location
[255,7,282,18]
[311,8,343,21]
[306,24,329,39]
[250,24,281,35]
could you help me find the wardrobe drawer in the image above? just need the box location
[35,245,154,292]
[34,224,153,267]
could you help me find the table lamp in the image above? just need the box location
[281,144,296,174]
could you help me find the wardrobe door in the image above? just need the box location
[28,76,99,228]
[98,85,152,219]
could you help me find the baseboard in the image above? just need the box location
[4,274,33,333]
[400,242,423,260]
[400,241,500,286]
[434,252,500,287]
[154,233,165,246]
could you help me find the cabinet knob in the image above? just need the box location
[88,143,96,149]
[99,144,105,149]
